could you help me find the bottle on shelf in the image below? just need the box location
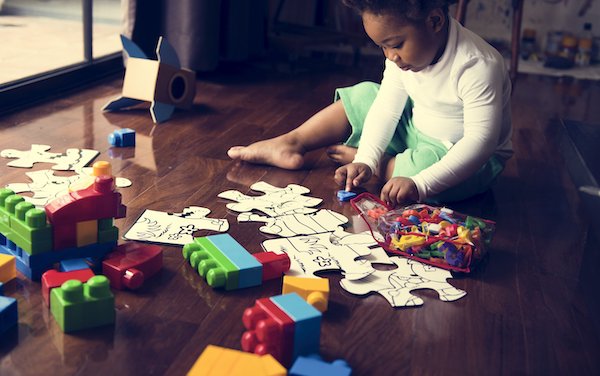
[575,22,593,67]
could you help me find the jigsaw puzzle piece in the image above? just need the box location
[339,257,466,307]
[238,209,348,238]
[0,144,98,171]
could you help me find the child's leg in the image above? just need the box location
[227,100,351,169]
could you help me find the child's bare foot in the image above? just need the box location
[326,144,357,165]
[227,134,305,170]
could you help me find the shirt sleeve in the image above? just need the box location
[411,57,506,200]
[352,59,409,174]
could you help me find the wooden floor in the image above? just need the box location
[1,57,600,375]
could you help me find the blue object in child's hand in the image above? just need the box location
[337,190,357,202]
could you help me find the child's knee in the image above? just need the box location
[392,147,443,177]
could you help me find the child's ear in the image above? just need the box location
[428,8,446,33]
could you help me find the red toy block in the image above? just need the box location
[102,242,163,290]
[51,222,77,250]
[45,176,126,224]
[242,297,295,366]
[253,252,291,281]
[41,268,95,308]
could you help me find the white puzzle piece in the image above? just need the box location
[123,207,229,246]
[6,169,132,208]
[238,209,348,237]
[218,181,322,217]
[340,257,467,307]
[0,144,99,171]
[261,229,386,280]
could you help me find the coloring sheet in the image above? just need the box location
[0,144,99,171]
[123,207,229,246]
[238,209,348,237]
[340,257,467,307]
[261,228,391,280]
[6,169,132,208]
[218,181,322,217]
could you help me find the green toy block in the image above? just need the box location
[9,201,52,255]
[50,275,115,333]
[0,189,16,236]
[182,237,239,290]
[97,218,119,243]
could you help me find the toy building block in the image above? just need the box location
[102,35,196,124]
[0,295,18,335]
[242,296,296,366]
[0,189,52,255]
[187,345,286,376]
[183,234,265,290]
[69,161,112,193]
[108,128,136,147]
[270,293,322,362]
[76,220,98,247]
[183,237,239,290]
[282,276,329,312]
[289,355,352,376]
[336,190,357,202]
[50,275,115,332]
[59,258,90,273]
[205,234,262,288]
[0,254,16,283]
[102,242,163,290]
[253,252,291,281]
[41,268,95,308]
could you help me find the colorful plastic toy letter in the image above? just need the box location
[336,190,357,202]
[50,275,115,332]
[242,293,322,366]
[108,128,136,147]
[289,354,352,376]
[0,254,16,283]
[102,242,163,290]
[102,35,196,124]
[183,234,262,290]
[282,276,329,312]
[41,268,95,308]
[187,345,286,376]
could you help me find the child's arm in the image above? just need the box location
[411,58,509,200]
[346,59,409,184]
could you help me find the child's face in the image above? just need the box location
[363,10,447,72]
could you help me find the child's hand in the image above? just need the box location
[381,177,419,207]
[334,163,372,191]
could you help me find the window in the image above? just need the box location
[0,0,123,113]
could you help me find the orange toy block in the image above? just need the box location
[187,345,285,376]
[282,276,329,312]
[0,254,17,283]
[76,220,98,247]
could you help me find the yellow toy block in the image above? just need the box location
[69,161,112,192]
[187,345,285,376]
[0,254,17,283]
[282,275,329,312]
[76,220,98,247]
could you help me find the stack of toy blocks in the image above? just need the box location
[50,275,115,332]
[241,292,322,367]
[41,268,95,308]
[187,345,286,376]
[183,234,289,290]
[0,176,126,280]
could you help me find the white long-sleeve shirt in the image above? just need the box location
[353,17,513,201]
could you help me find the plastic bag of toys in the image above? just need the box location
[350,193,495,273]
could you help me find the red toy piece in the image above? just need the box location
[242,297,295,366]
[41,268,95,308]
[102,242,163,290]
[253,252,291,281]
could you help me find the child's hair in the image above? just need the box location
[341,0,457,23]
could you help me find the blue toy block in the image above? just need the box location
[0,240,116,280]
[0,295,18,334]
[270,293,321,361]
[108,128,136,147]
[59,258,90,272]
[336,190,357,202]
[290,355,352,376]
[206,234,262,289]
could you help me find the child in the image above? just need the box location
[228,0,513,207]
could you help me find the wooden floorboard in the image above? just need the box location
[1,59,600,375]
